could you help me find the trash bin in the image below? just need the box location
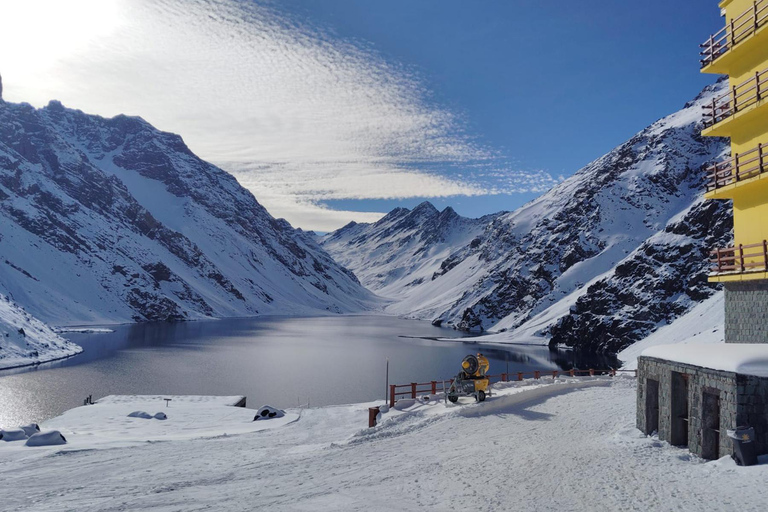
[727,426,757,466]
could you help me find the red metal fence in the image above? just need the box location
[388,369,638,407]
[703,67,768,129]
[705,142,768,191]
[711,241,768,274]
[700,0,768,68]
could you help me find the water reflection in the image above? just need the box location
[0,316,616,427]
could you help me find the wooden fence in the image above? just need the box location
[705,142,768,191]
[711,241,768,274]
[700,0,768,67]
[388,369,638,407]
[703,66,768,129]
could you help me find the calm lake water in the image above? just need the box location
[0,315,617,427]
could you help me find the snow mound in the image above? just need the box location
[26,431,67,447]
[1,429,28,442]
[20,423,40,437]
[254,406,285,420]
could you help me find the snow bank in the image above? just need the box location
[619,291,725,370]
[0,293,82,370]
[641,344,768,377]
[0,395,299,452]
[5,378,768,511]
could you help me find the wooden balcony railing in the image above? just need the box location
[703,67,768,128]
[701,0,768,68]
[705,142,768,191]
[711,241,768,274]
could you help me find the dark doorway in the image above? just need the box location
[671,372,689,447]
[644,378,660,435]
[702,391,721,460]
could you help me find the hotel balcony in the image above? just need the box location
[710,241,768,279]
[702,66,768,136]
[705,141,768,195]
[701,0,768,73]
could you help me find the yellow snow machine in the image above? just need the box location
[447,353,490,403]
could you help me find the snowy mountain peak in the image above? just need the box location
[0,98,377,326]
[322,80,731,352]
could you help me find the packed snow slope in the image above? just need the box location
[2,378,766,511]
[0,293,81,370]
[0,96,378,326]
[322,80,732,353]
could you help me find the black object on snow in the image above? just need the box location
[728,426,758,466]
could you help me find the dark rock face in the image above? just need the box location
[549,199,732,353]
[0,99,373,324]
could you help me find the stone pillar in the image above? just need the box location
[725,281,768,343]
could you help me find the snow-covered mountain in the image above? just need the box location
[322,80,731,353]
[0,96,377,327]
[0,293,81,370]
[321,202,499,299]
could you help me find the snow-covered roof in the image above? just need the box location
[641,344,768,377]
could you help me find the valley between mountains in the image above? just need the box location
[0,79,732,368]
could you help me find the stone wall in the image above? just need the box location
[725,281,768,344]
[637,356,738,459]
[737,374,768,454]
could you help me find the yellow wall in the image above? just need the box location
[732,178,768,245]
[707,0,768,280]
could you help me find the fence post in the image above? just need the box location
[569,369,575,377]
[730,18,735,48]
[610,369,617,377]
[739,243,745,273]
[411,383,417,399]
[368,406,380,428]
[552,370,558,379]
[759,143,764,175]
[589,369,595,377]
[756,1,760,31]
[534,371,540,380]
[758,71,762,101]
[517,372,523,381]
[431,381,437,394]
[389,385,396,408]
[764,240,768,271]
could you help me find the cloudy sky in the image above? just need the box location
[0,0,722,231]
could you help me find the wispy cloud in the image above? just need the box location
[0,0,558,231]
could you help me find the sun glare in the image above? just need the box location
[0,0,122,89]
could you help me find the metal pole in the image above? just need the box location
[385,359,389,403]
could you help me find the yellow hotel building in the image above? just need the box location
[702,0,768,343]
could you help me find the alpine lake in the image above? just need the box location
[0,315,617,427]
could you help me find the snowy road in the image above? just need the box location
[1,379,765,511]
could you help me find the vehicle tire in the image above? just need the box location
[448,395,458,403]
[477,390,486,402]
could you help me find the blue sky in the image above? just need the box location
[0,0,725,230]
[284,0,725,219]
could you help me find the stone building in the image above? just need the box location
[637,345,768,459]
[636,0,768,460]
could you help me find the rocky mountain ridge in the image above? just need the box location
[0,97,377,328]
[322,80,732,353]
